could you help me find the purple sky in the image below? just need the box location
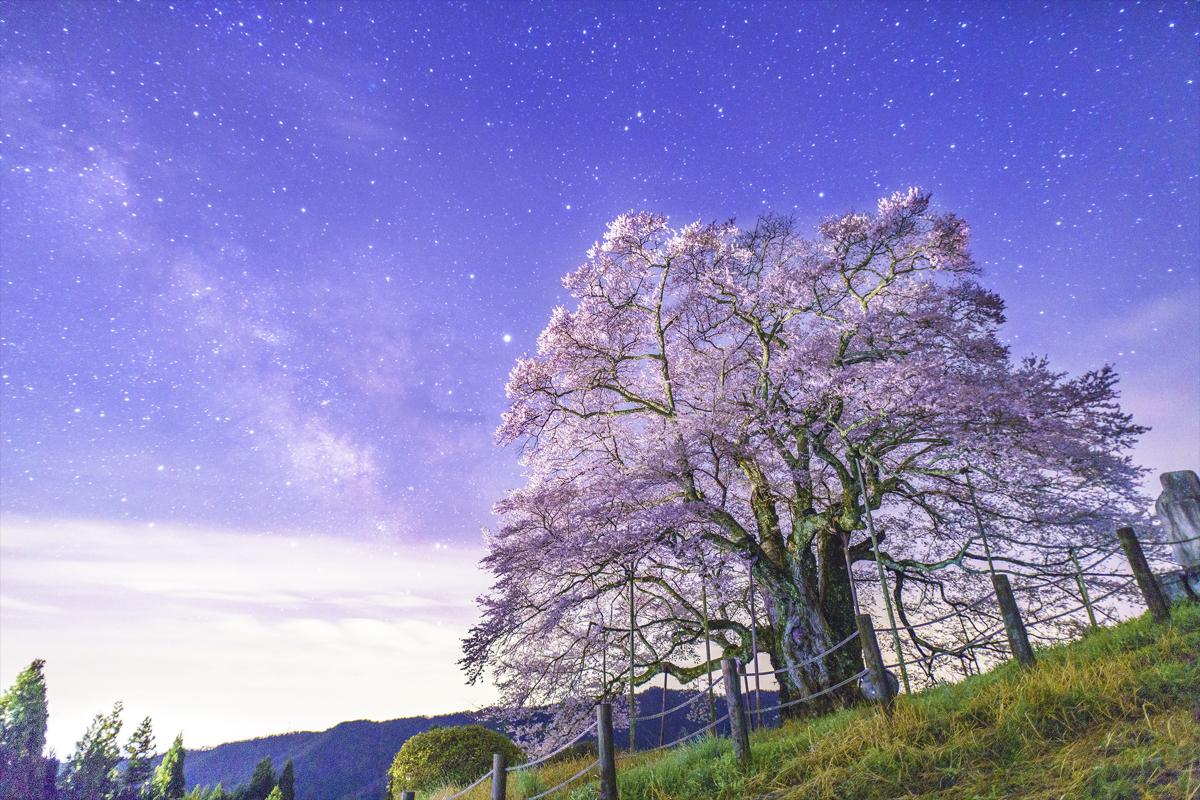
[2,2,1197,753]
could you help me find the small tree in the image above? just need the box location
[0,659,50,800]
[60,703,124,800]
[386,726,522,797]
[264,789,282,800]
[149,733,186,800]
[277,759,295,800]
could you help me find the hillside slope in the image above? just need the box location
[604,602,1200,800]
[180,712,474,800]
[432,602,1199,800]
[179,688,743,799]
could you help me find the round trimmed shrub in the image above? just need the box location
[386,725,523,796]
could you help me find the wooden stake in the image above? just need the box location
[721,658,751,768]
[490,752,507,800]
[856,613,895,716]
[992,573,1035,668]
[597,702,618,800]
[1117,527,1170,623]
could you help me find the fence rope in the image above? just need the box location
[872,602,995,635]
[881,576,1139,670]
[631,675,716,723]
[753,668,869,716]
[1141,532,1200,547]
[1022,577,1135,628]
[509,720,599,772]
[742,629,861,678]
[501,539,1160,786]
[523,759,598,800]
[442,769,491,800]
[628,711,732,757]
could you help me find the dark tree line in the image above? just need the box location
[0,660,295,800]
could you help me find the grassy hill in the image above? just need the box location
[430,602,1199,800]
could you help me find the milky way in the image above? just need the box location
[1,1,1197,748]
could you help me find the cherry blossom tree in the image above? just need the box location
[463,189,1146,736]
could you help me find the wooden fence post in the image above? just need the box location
[490,752,507,800]
[1117,526,1170,623]
[721,657,752,767]
[597,702,618,800]
[1069,547,1098,629]
[855,613,895,716]
[991,573,1035,668]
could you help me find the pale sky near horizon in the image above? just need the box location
[1,2,1197,756]
[1,517,495,753]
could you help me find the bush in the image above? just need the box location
[386,725,523,797]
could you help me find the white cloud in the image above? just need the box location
[0,516,495,753]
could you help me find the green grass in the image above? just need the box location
[425,603,1200,800]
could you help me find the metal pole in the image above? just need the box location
[740,661,752,731]
[958,614,981,676]
[627,563,637,752]
[658,670,667,747]
[1069,547,1098,629]
[721,658,752,767]
[490,752,507,800]
[964,467,998,578]
[596,703,618,800]
[855,454,911,694]
[602,622,608,692]
[748,569,763,730]
[701,578,717,726]
[842,531,861,615]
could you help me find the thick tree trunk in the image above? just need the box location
[756,529,862,719]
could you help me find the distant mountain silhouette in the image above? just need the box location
[177,688,779,800]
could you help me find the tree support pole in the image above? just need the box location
[1069,547,1098,629]
[701,579,717,726]
[748,570,763,729]
[856,613,895,717]
[1117,527,1170,623]
[855,455,911,694]
[597,703,618,800]
[721,658,752,768]
[627,563,637,751]
[992,573,1035,668]
[658,670,667,747]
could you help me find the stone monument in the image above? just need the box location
[1154,470,1200,602]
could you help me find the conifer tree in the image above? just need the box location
[0,659,51,800]
[60,703,124,800]
[264,789,282,800]
[121,716,156,800]
[243,757,275,800]
[149,733,187,800]
[277,759,295,800]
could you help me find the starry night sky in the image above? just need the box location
[2,2,1198,750]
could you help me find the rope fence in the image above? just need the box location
[397,525,1189,799]
[524,760,598,800]
[508,720,599,772]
